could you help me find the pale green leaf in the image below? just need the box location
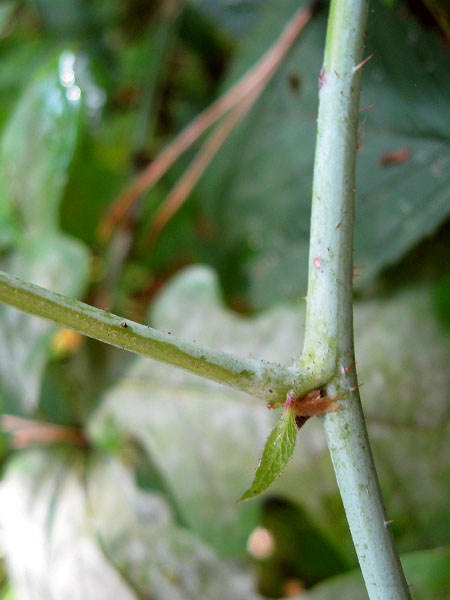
[92,266,449,563]
[0,234,88,413]
[0,53,82,236]
[0,53,89,413]
[91,381,274,558]
[239,406,297,501]
[0,450,262,600]
[0,2,15,36]
[91,266,306,558]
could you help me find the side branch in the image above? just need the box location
[0,270,318,402]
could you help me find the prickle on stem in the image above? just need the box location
[353,53,373,73]
[351,383,364,392]
[342,362,356,375]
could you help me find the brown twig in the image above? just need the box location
[97,2,315,243]
[1,415,87,448]
[146,82,263,249]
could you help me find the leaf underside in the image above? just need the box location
[239,407,297,501]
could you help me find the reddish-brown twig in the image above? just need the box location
[1,415,87,448]
[97,2,315,243]
[146,81,263,249]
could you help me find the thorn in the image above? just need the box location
[342,362,356,375]
[297,296,307,301]
[353,53,373,73]
[266,402,277,410]
[314,257,322,270]
[359,104,374,113]
[120,321,128,328]
[384,519,394,527]
[353,188,357,193]
[335,221,342,229]
[351,383,364,392]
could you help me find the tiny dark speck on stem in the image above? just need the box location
[288,73,301,93]
[120,321,128,328]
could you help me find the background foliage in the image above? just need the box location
[0,0,449,598]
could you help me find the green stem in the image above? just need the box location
[0,269,318,403]
[303,0,411,598]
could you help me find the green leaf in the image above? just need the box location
[0,2,15,36]
[91,381,275,558]
[0,234,88,413]
[0,450,262,600]
[91,266,450,564]
[0,53,82,235]
[198,1,450,308]
[194,0,271,38]
[240,406,297,501]
[90,266,307,558]
[0,53,89,413]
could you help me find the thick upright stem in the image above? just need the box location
[302,0,411,598]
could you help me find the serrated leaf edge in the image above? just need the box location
[238,406,297,502]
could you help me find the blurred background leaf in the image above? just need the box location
[196,0,450,308]
[0,449,261,600]
[0,54,89,414]
[302,547,450,600]
[91,265,450,584]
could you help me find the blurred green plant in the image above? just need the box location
[0,0,448,599]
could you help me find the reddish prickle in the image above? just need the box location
[351,383,364,391]
[353,54,373,72]
[343,362,356,375]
